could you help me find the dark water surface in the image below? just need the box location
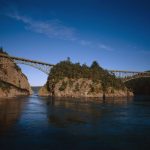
[0,91,150,150]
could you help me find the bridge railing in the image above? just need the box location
[0,53,54,66]
[107,70,141,78]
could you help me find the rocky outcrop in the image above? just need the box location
[0,52,32,97]
[39,78,133,98]
[39,60,133,98]
[39,84,50,96]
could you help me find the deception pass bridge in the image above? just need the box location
[0,53,150,82]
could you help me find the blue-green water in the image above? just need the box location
[0,92,150,150]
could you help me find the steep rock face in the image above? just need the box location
[0,52,32,97]
[39,84,50,96]
[39,78,133,97]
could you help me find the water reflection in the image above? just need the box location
[44,97,133,128]
[0,95,149,150]
[0,96,143,131]
[0,97,28,133]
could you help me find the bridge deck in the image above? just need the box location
[1,53,150,78]
[108,70,142,74]
[0,53,54,66]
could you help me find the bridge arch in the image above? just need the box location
[124,75,150,95]
[15,60,53,75]
[15,63,50,87]
[108,70,150,83]
[123,75,150,83]
[1,53,150,84]
[0,53,54,75]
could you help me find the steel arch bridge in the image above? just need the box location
[108,70,150,82]
[0,53,54,75]
[0,53,150,81]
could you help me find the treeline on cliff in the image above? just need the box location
[47,58,125,91]
[0,47,8,55]
[0,48,21,72]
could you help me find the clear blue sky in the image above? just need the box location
[0,0,150,86]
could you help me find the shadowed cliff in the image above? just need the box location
[125,77,150,95]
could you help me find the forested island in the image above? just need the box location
[39,58,133,97]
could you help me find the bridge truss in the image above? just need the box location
[108,70,150,82]
[0,54,54,75]
[14,59,53,75]
[0,53,150,81]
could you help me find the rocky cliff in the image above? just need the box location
[0,50,32,97]
[39,60,133,98]
[39,77,133,97]
[125,77,150,95]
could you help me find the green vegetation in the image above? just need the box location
[47,58,126,91]
[0,80,11,91]
[0,47,8,55]
[59,81,67,91]
[0,47,21,72]
[89,82,101,93]
[74,83,80,92]
[68,80,74,87]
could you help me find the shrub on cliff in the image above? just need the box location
[0,81,11,91]
[0,48,21,72]
[0,47,8,55]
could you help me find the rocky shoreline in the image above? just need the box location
[39,78,133,98]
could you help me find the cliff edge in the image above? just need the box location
[0,49,32,97]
